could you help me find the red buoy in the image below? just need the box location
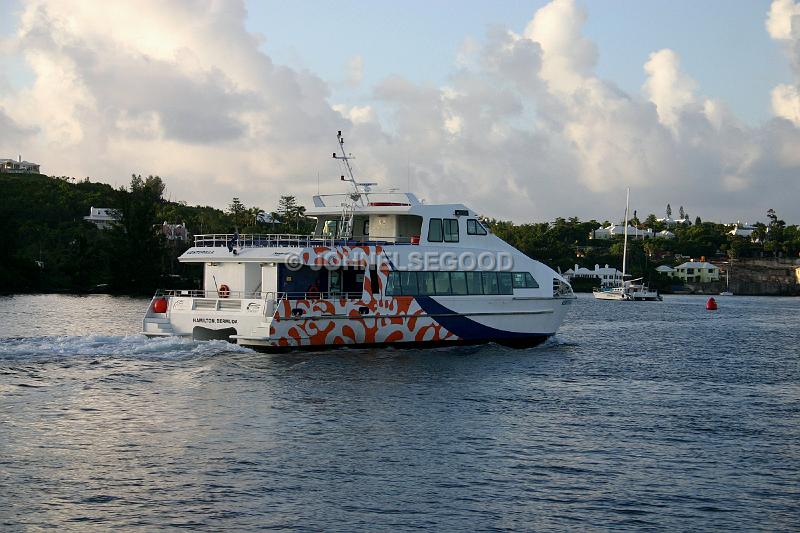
[153,297,168,313]
[706,297,717,311]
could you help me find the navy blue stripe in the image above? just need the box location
[414,296,550,341]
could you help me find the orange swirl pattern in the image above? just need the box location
[268,245,458,347]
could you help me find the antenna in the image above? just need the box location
[333,130,357,190]
[331,131,377,203]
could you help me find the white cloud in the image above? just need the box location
[0,0,343,207]
[772,83,800,125]
[523,0,596,94]
[0,0,798,223]
[643,49,698,131]
[767,0,800,41]
[332,104,375,124]
[768,0,800,125]
[346,55,364,87]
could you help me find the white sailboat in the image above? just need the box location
[593,188,661,301]
[720,267,734,296]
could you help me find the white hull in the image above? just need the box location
[593,286,661,301]
[144,242,575,350]
[593,289,626,300]
[144,291,573,350]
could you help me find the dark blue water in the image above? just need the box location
[1,294,798,531]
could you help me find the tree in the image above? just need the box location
[109,174,167,292]
[244,206,266,230]
[227,197,247,229]
[679,206,685,220]
[695,216,702,225]
[766,208,786,257]
[644,213,659,230]
[666,204,672,219]
[276,195,306,231]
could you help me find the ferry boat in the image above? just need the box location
[142,132,575,350]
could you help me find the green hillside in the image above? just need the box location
[1,174,222,293]
[2,173,797,295]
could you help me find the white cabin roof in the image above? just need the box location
[305,191,477,219]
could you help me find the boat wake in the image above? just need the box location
[0,334,253,362]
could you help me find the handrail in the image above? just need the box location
[156,289,365,300]
[312,191,417,208]
[192,233,416,248]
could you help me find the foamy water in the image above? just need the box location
[0,334,254,361]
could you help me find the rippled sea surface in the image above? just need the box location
[1,294,798,531]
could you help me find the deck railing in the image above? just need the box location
[156,289,365,301]
[193,233,415,248]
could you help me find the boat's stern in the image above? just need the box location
[142,293,178,337]
[142,290,277,344]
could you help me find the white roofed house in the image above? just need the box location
[655,265,676,275]
[656,216,691,227]
[590,224,655,240]
[0,155,40,174]
[84,206,118,229]
[728,222,762,242]
[672,261,720,283]
[563,264,623,286]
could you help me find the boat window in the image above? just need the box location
[466,272,483,294]
[386,272,400,295]
[482,272,499,295]
[434,272,451,295]
[512,272,539,289]
[427,218,443,242]
[363,220,370,236]
[450,272,468,295]
[400,271,418,295]
[467,219,487,235]
[418,272,436,295]
[498,272,513,295]
[322,219,339,237]
[443,219,459,242]
[384,270,531,297]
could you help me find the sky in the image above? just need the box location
[1,0,799,224]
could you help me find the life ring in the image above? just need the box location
[219,284,230,298]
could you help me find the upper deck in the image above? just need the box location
[307,191,420,215]
[191,232,418,249]
[188,193,491,255]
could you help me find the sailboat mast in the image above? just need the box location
[622,188,629,284]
